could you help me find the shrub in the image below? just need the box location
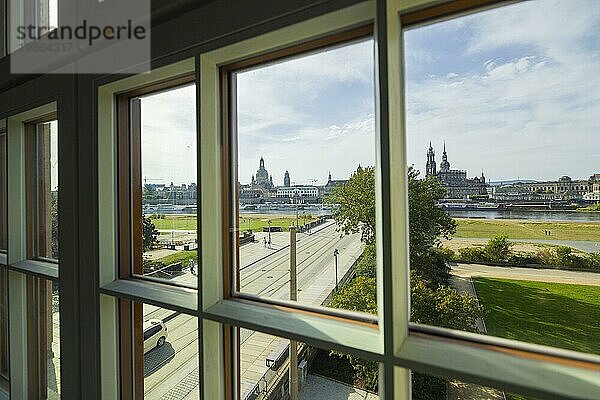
[354,243,376,279]
[484,235,512,262]
[411,248,452,288]
[457,247,487,263]
[438,247,456,262]
[556,246,573,265]
[508,253,542,265]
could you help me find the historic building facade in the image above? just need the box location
[425,142,489,200]
[497,174,600,202]
[238,158,349,204]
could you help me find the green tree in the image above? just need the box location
[407,167,456,258]
[325,166,376,244]
[326,166,456,286]
[143,216,159,251]
[327,165,481,397]
[484,235,512,262]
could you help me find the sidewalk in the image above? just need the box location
[299,374,378,400]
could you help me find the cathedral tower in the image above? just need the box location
[440,141,450,171]
[284,171,290,187]
[426,142,436,176]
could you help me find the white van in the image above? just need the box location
[143,319,168,353]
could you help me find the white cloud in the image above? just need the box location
[406,0,600,181]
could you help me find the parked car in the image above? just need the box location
[143,319,168,353]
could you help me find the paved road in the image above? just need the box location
[452,263,600,286]
[136,221,363,399]
[143,310,199,400]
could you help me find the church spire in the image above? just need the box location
[440,141,450,171]
[426,141,436,177]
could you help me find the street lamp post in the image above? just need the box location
[333,248,339,292]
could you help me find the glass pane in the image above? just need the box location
[30,120,59,260]
[404,0,600,355]
[0,270,8,380]
[28,276,60,399]
[0,131,6,251]
[233,35,378,316]
[412,372,541,400]
[139,303,199,399]
[239,328,379,400]
[137,84,198,288]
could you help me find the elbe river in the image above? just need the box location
[447,210,600,222]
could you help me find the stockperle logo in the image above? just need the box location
[11,0,150,74]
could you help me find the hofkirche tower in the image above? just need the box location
[426,142,436,177]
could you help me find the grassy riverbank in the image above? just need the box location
[150,213,318,231]
[455,218,600,242]
[473,278,600,354]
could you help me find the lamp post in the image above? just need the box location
[333,248,339,292]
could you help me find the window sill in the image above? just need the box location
[9,259,58,280]
[204,298,383,360]
[100,278,197,314]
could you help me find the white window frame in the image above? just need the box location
[92,1,600,399]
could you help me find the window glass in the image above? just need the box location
[0,270,8,381]
[231,32,378,317]
[239,328,379,400]
[0,130,6,251]
[28,120,59,261]
[412,372,540,400]
[28,276,60,399]
[404,0,600,355]
[125,302,199,399]
[134,83,198,288]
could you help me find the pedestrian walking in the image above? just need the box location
[190,259,195,275]
[263,237,267,247]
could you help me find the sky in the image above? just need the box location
[141,85,197,186]
[140,0,600,186]
[404,0,600,181]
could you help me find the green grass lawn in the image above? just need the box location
[155,250,197,266]
[473,277,600,355]
[151,215,318,231]
[455,218,600,242]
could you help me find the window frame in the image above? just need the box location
[24,114,59,264]
[90,1,600,399]
[219,23,378,323]
[115,73,196,287]
[387,0,600,398]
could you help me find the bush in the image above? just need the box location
[484,235,512,262]
[412,373,447,400]
[410,248,452,288]
[438,247,456,262]
[556,246,573,265]
[354,243,376,279]
[457,247,487,263]
[508,253,542,265]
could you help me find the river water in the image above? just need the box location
[447,210,600,222]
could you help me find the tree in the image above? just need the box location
[327,165,480,397]
[325,166,376,244]
[407,167,456,258]
[326,165,456,286]
[484,235,512,262]
[143,216,159,251]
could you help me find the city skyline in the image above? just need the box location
[140,0,599,185]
